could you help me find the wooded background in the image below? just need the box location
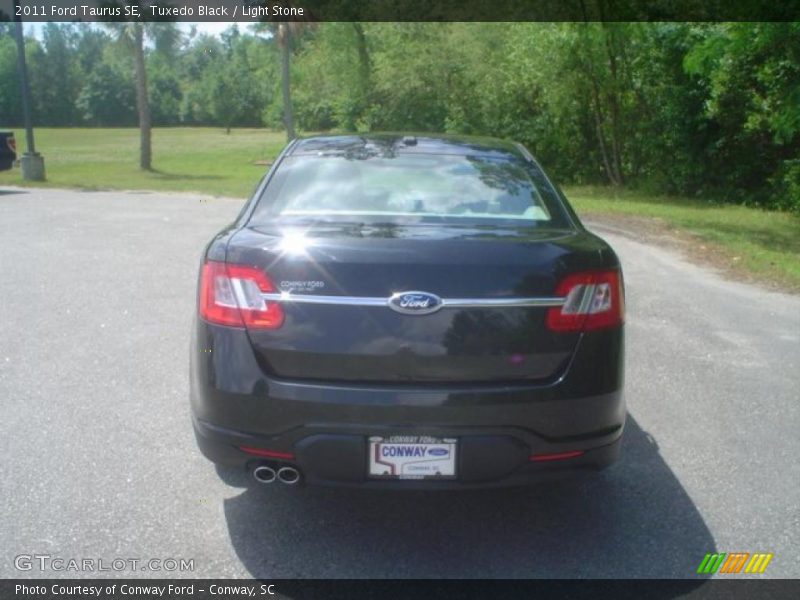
[1,22,798,210]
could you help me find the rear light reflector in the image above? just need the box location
[199,260,284,329]
[546,269,624,332]
[529,450,585,462]
[7,137,15,152]
[239,446,295,460]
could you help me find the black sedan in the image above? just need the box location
[191,133,625,489]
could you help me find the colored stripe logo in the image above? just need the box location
[697,553,773,574]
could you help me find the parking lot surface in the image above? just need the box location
[1,188,797,578]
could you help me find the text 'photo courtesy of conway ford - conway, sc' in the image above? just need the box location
[190,133,625,489]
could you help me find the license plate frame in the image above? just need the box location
[368,435,457,480]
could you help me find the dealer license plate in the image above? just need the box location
[368,435,457,479]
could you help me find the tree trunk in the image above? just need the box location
[601,23,625,186]
[132,24,151,171]
[591,99,618,187]
[352,23,371,93]
[279,24,295,142]
[606,94,624,186]
[577,23,620,187]
[351,23,371,130]
[585,58,620,187]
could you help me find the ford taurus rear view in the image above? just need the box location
[190,133,625,489]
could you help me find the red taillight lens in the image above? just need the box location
[199,260,284,329]
[7,137,16,153]
[546,270,624,332]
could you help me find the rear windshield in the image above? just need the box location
[249,152,572,228]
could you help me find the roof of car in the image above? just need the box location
[289,133,526,160]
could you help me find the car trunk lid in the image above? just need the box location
[225,222,607,384]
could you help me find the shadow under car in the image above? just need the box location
[219,414,716,582]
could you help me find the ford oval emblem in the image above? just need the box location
[388,291,443,315]
[428,448,449,456]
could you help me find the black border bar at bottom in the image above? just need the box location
[2,579,800,600]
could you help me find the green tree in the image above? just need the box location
[199,27,269,132]
[27,24,80,126]
[290,22,372,131]
[75,62,136,125]
[685,23,800,208]
[148,54,182,126]
[0,33,22,125]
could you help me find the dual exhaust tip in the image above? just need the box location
[253,464,301,485]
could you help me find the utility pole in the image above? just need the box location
[13,0,45,180]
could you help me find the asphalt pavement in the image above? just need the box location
[0,187,798,579]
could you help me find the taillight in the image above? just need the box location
[198,260,284,329]
[546,269,624,332]
[7,137,15,153]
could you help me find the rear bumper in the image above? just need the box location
[194,417,621,489]
[190,322,625,489]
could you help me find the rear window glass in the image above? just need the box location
[250,152,572,228]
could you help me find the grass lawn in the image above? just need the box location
[0,127,286,198]
[1,127,797,290]
[566,186,800,291]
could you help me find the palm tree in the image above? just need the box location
[276,23,296,141]
[276,22,317,141]
[131,23,151,170]
[104,16,179,170]
[257,10,315,142]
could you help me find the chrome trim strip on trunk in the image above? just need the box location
[442,297,565,308]
[261,292,565,308]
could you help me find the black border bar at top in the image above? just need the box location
[1,0,799,22]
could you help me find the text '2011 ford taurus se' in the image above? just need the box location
[191,134,625,489]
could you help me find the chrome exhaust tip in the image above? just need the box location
[252,465,277,484]
[277,466,301,485]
